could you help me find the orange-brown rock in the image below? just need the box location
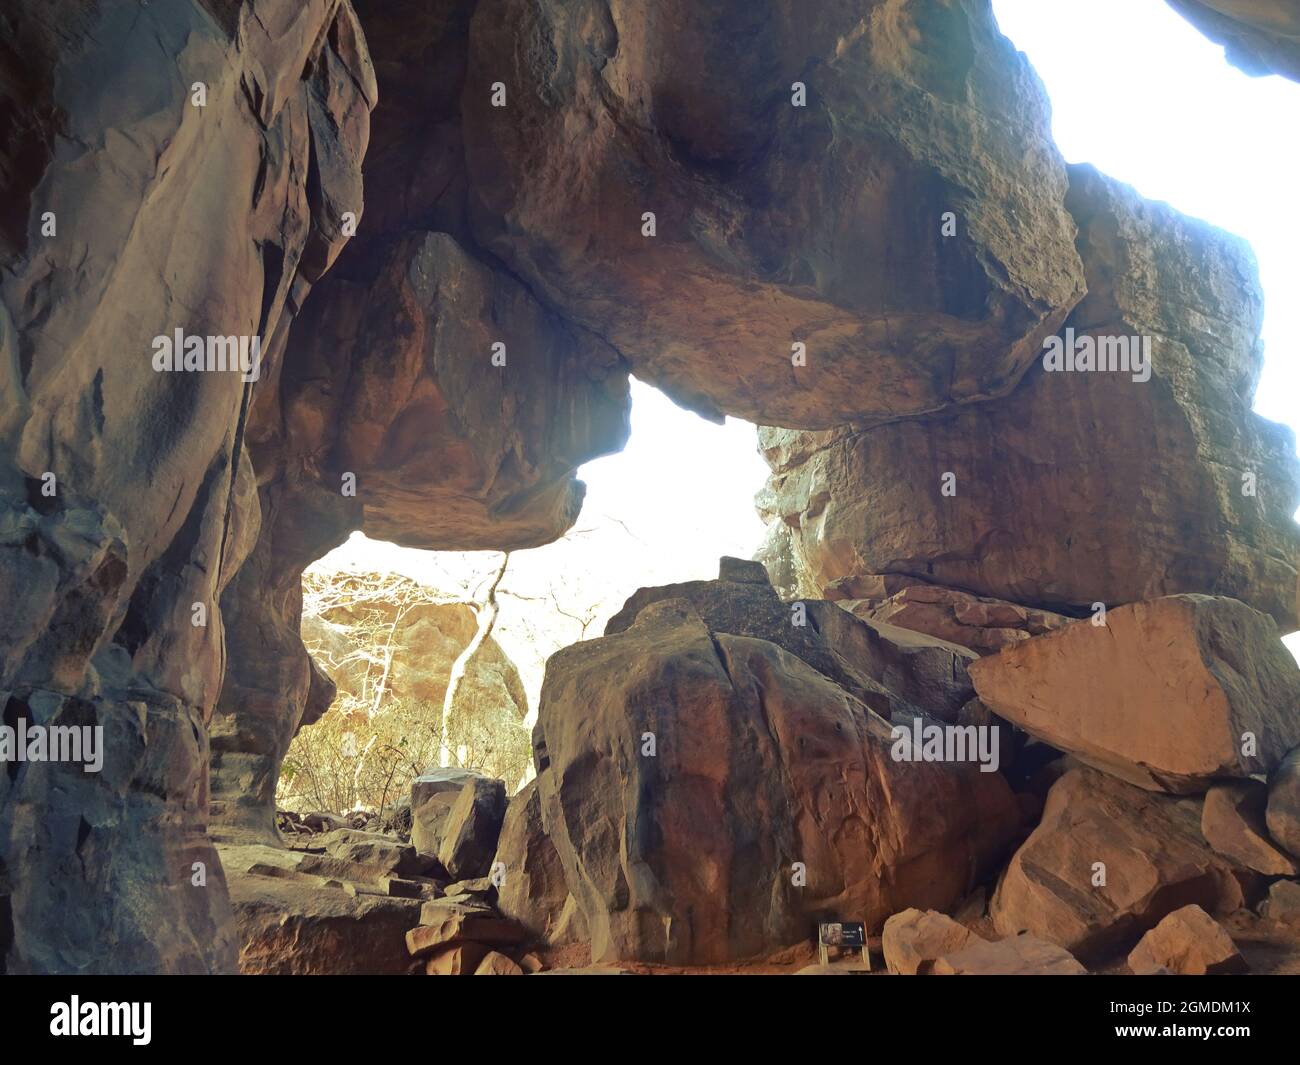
[882,909,983,976]
[1127,904,1248,975]
[835,583,1073,655]
[969,596,1300,793]
[405,903,524,958]
[534,586,1019,964]
[931,933,1086,975]
[1262,880,1300,926]
[757,165,1300,630]
[210,227,630,841]
[991,768,1248,960]
[225,848,422,976]
[605,558,973,722]
[1201,781,1298,876]
[462,0,1084,428]
[493,780,588,947]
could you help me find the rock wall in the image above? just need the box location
[757,164,1300,630]
[207,0,631,844]
[0,0,374,974]
[463,0,1085,427]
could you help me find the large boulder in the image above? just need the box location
[931,933,1086,976]
[969,595,1300,794]
[605,557,965,722]
[462,0,1084,428]
[438,777,508,881]
[757,164,1300,630]
[991,768,1248,961]
[411,768,496,859]
[0,0,375,974]
[535,590,1019,965]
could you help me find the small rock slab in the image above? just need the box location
[1127,905,1248,975]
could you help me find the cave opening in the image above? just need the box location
[277,377,770,822]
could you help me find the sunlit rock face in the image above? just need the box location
[0,0,374,973]
[462,0,1085,427]
[758,164,1300,630]
[1169,0,1300,81]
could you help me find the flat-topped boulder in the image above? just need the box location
[970,595,1300,793]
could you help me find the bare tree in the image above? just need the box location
[439,551,510,768]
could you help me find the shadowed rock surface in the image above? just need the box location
[991,767,1249,961]
[531,576,1019,964]
[0,0,375,975]
[462,0,1085,427]
[1169,0,1300,81]
[2,0,1298,978]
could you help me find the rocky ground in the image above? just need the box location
[217,559,1300,976]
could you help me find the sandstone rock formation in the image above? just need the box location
[757,164,1300,631]
[603,557,957,722]
[4,0,1297,980]
[493,780,587,947]
[969,595,1300,793]
[0,0,376,975]
[1201,781,1298,875]
[529,565,1019,965]
[220,841,427,975]
[1262,880,1300,927]
[1127,904,1248,976]
[991,768,1248,961]
[411,767,495,858]
[438,776,507,881]
[463,0,1085,428]
[834,581,1072,655]
[881,908,982,976]
[207,0,631,849]
[931,933,1086,976]
[1169,0,1300,81]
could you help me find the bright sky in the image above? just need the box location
[317,0,1300,699]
